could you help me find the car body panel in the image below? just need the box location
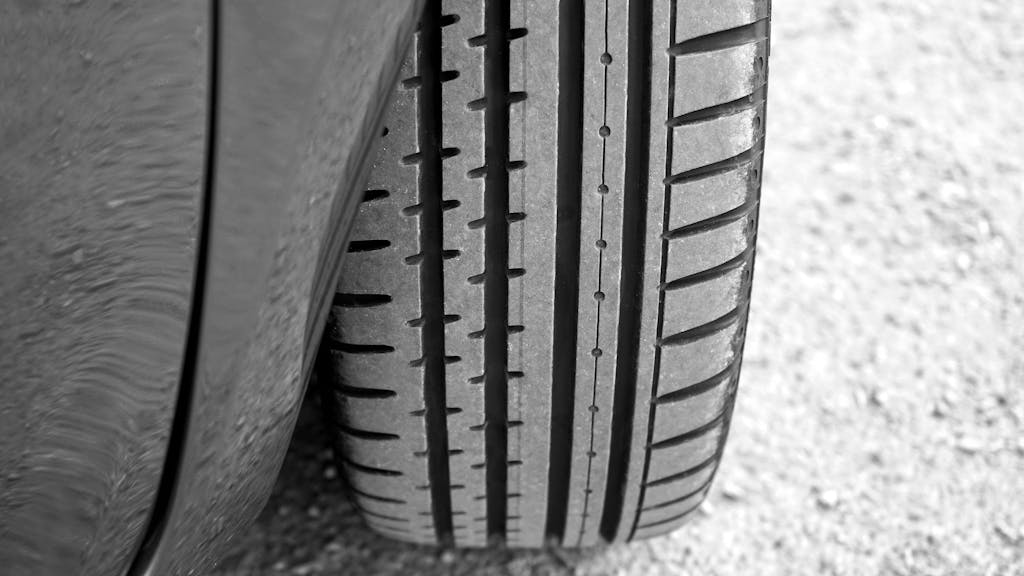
[132,2,423,574]
[1,1,422,574]
[0,0,206,574]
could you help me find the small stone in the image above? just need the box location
[106,199,125,209]
[272,560,288,572]
[720,482,744,502]
[600,52,613,65]
[955,437,985,454]
[439,550,456,564]
[955,252,972,272]
[323,465,338,480]
[816,489,839,510]
[698,501,715,516]
[307,505,321,518]
[71,249,84,265]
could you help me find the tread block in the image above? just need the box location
[636,484,709,527]
[668,158,759,230]
[670,106,764,176]
[331,394,408,435]
[645,422,724,484]
[651,379,734,445]
[662,263,748,337]
[656,319,742,398]
[673,41,769,116]
[340,431,428,471]
[664,213,754,281]
[642,458,716,509]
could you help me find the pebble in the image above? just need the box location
[306,505,321,519]
[439,550,456,564]
[955,437,985,454]
[698,501,716,516]
[323,465,337,480]
[721,483,745,502]
[71,249,84,265]
[816,489,840,510]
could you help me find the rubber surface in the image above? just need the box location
[320,0,769,548]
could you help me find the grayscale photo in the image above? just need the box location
[1,1,1020,575]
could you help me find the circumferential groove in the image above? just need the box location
[414,0,454,545]
[480,0,513,542]
[602,0,653,542]
[547,0,585,544]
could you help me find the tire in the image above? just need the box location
[319,0,769,548]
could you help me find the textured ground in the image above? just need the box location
[214,0,1024,574]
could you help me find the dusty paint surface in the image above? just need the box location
[0,1,205,574]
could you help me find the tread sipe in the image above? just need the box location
[320,0,769,548]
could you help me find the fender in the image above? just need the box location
[0,1,422,575]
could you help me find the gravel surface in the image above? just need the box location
[214,0,1024,574]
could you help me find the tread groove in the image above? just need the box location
[601,0,652,542]
[329,342,397,355]
[657,306,741,348]
[334,384,398,400]
[667,19,768,57]
[339,423,402,441]
[654,357,739,405]
[664,144,762,186]
[414,0,455,545]
[348,239,392,253]
[482,0,512,542]
[666,84,767,127]
[660,246,753,291]
[639,478,713,512]
[333,293,392,308]
[341,456,404,477]
[644,452,718,488]
[629,0,678,541]
[662,197,758,240]
[648,410,725,450]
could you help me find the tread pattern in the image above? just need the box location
[321,0,770,548]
